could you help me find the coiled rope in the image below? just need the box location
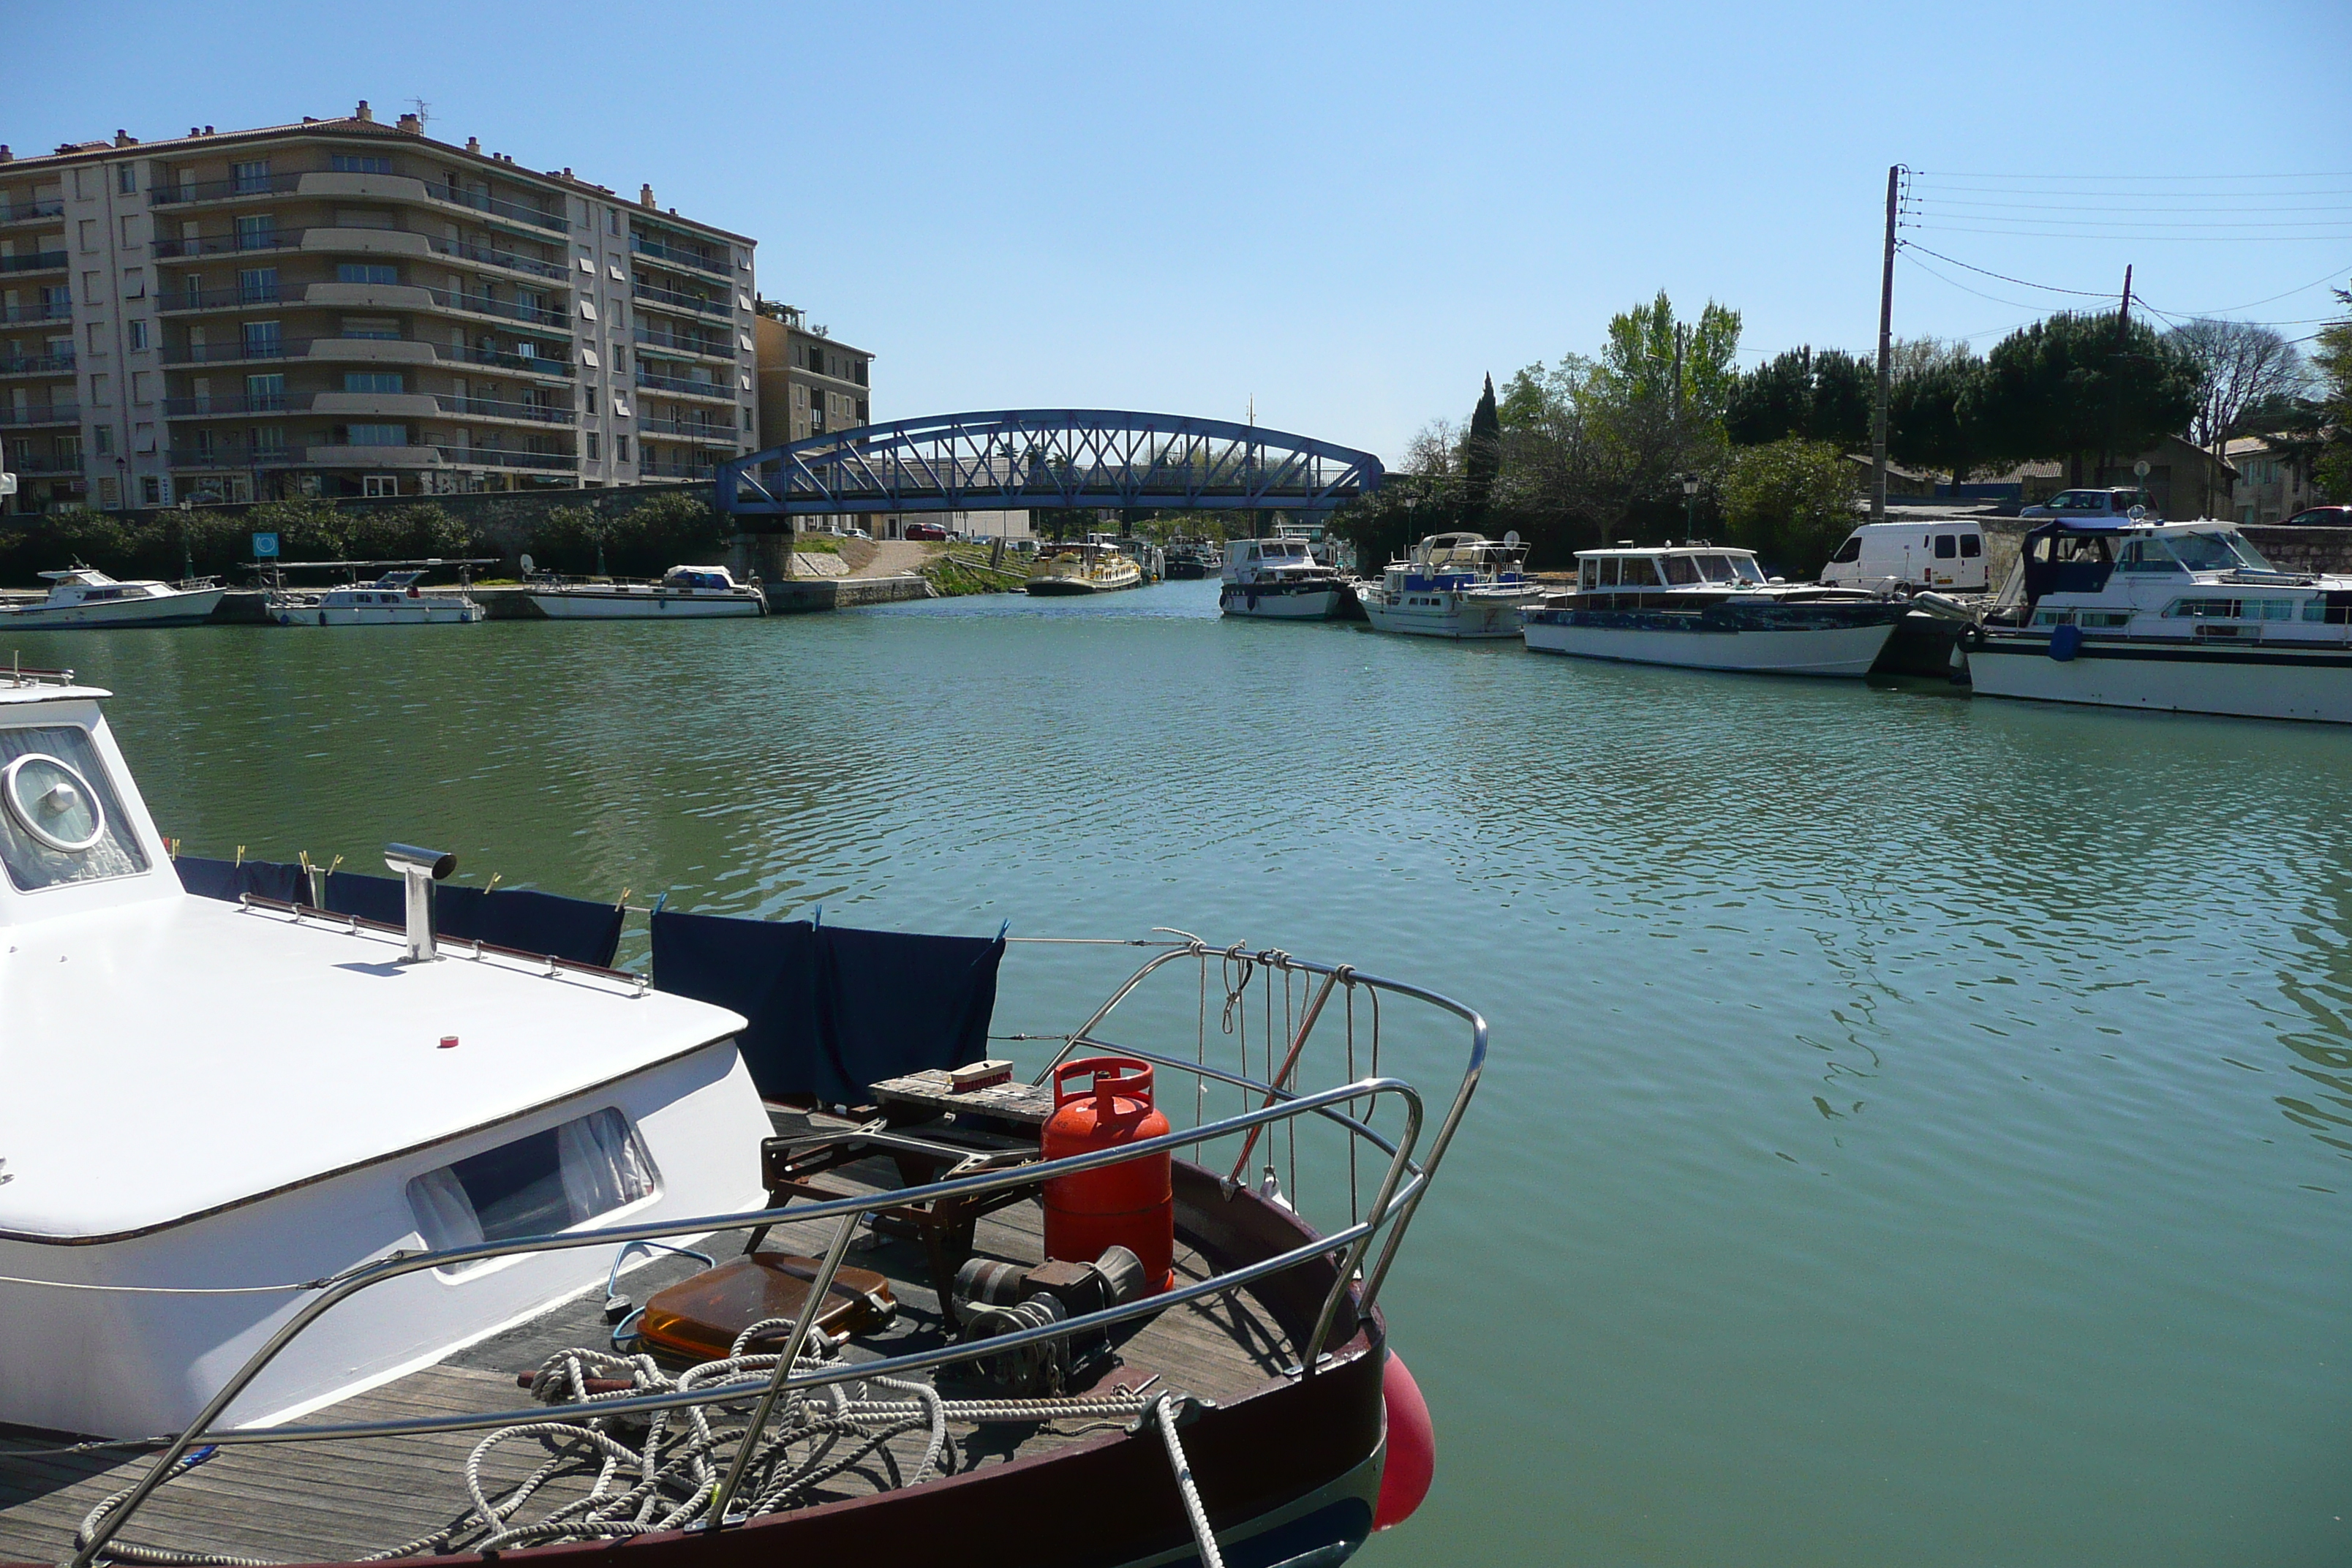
[75,1325,1164,1566]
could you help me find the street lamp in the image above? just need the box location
[1681,473,1700,540]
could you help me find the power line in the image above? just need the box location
[1897,241,2121,297]
[1914,170,2352,182]
[1905,225,2352,243]
[1918,198,2352,214]
[2154,263,2352,316]
[1899,252,2076,312]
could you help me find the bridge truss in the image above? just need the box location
[716,409,1384,527]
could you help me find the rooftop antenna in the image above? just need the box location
[407,98,431,128]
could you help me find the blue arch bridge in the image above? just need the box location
[715,410,1385,529]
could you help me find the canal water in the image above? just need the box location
[17,580,2348,1566]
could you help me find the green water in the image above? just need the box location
[15,581,2349,1566]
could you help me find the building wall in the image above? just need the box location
[0,108,757,513]
[752,304,872,534]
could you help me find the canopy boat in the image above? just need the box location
[263,559,493,627]
[1357,532,1543,639]
[0,665,1482,1568]
[0,568,223,630]
[527,565,768,620]
[1023,537,1144,596]
[1164,542,1224,581]
[1522,544,1911,676]
[1963,516,2352,723]
[1221,537,1354,620]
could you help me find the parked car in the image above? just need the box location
[2020,488,2157,521]
[2282,505,2352,528]
[902,522,949,541]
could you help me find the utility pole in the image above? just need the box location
[1872,165,1899,525]
[2102,263,2134,491]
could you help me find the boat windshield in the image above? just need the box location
[2169,529,2272,573]
[1662,555,1700,585]
[1695,554,1735,582]
[1729,557,1765,582]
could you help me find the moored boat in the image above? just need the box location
[1522,543,1910,676]
[1221,536,1354,620]
[271,569,485,626]
[1357,532,1544,639]
[1963,516,2352,723]
[0,568,223,630]
[0,664,1482,1568]
[1024,537,1144,596]
[528,565,768,619]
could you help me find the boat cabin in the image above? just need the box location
[660,565,745,593]
[1382,532,1530,592]
[1567,545,1769,608]
[2011,518,2352,640]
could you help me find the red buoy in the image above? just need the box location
[1040,1057,1173,1291]
[1373,1351,1435,1531]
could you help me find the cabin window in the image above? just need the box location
[2169,532,2266,573]
[1620,558,1662,587]
[2249,599,2294,621]
[2114,539,2184,574]
[2081,611,2132,628]
[1828,535,1861,565]
[1695,555,1734,582]
[0,725,151,892]
[1662,556,1699,586]
[2163,598,2240,619]
[2032,609,2077,626]
[406,1107,657,1259]
[1593,559,1619,587]
[1730,557,1765,582]
[1579,561,1597,589]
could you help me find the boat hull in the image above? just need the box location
[1359,589,1537,639]
[1024,572,1141,596]
[276,601,483,626]
[0,589,225,630]
[528,592,765,619]
[1523,611,1901,676]
[1967,633,2352,723]
[1221,581,1351,620]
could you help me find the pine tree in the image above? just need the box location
[1462,374,1501,524]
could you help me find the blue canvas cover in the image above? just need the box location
[437,885,627,969]
[173,856,306,905]
[651,912,821,1098]
[320,869,404,925]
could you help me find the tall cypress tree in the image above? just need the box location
[1463,373,1502,525]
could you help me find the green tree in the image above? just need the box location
[1721,438,1859,576]
[2310,287,2352,500]
[1725,347,1874,450]
[1888,340,1999,487]
[1978,311,2200,480]
[1462,374,1501,524]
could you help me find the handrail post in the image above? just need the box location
[1301,1091,1424,1373]
[706,1213,859,1529]
[1228,967,1339,1185]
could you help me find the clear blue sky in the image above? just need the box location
[10,0,2347,460]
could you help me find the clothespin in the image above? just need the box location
[651,892,667,915]
[167,837,178,859]
[996,919,1010,941]
[326,853,343,877]
[614,886,629,911]
[234,845,245,867]
[812,905,822,929]
[487,872,504,894]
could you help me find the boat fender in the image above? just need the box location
[1373,1351,1436,1531]
[2048,623,2084,662]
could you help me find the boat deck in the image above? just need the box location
[0,1119,1301,1566]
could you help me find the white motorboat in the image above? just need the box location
[0,667,767,1439]
[0,568,224,630]
[1221,537,1354,620]
[1964,516,2352,723]
[527,565,768,619]
[1522,544,1911,676]
[1025,536,1143,596]
[272,570,485,627]
[1356,532,1545,639]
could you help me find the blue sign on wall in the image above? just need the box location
[252,532,280,559]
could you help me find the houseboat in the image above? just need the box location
[1964,516,2352,723]
[0,666,1482,1568]
[1221,536,1354,620]
[1522,543,1910,676]
[527,565,767,619]
[0,568,224,630]
[1024,537,1144,596]
[1357,532,1545,639]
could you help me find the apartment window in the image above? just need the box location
[118,215,141,249]
[852,359,867,386]
[231,160,271,195]
[245,373,286,410]
[241,320,282,356]
[238,266,279,303]
[614,434,630,462]
[582,385,598,415]
[121,268,146,298]
[56,435,80,462]
[78,219,99,252]
[362,475,399,497]
[139,475,161,505]
[344,372,404,393]
[117,165,137,195]
[607,209,619,235]
[97,476,120,508]
[94,423,114,453]
[126,320,147,351]
[234,215,277,253]
[342,423,407,446]
[331,154,393,176]
[856,399,869,423]
[193,429,215,459]
[252,424,286,454]
[181,273,203,306]
[741,406,752,431]
[341,316,401,341]
[336,263,396,286]
[584,431,599,461]
[131,370,154,403]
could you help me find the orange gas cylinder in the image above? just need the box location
[1040,1057,1173,1291]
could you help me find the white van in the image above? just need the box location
[1819,519,1989,592]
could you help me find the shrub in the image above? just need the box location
[1722,439,1860,578]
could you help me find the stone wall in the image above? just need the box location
[2242,525,2352,576]
[83,483,719,560]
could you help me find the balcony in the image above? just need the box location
[638,459,720,480]
[0,300,72,325]
[160,335,573,378]
[0,198,64,226]
[0,352,74,376]
[154,227,304,260]
[628,234,728,277]
[448,341,573,377]
[7,451,84,475]
[638,416,738,445]
[426,287,568,330]
[162,393,312,418]
[425,184,567,235]
[436,394,574,425]
[430,236,567,282]
[167,445,302,469]
[157,284,287,314]
[634,367,734,400]
[148,172,304,206]
[631,281,734,320]
[0,250,68,274]
[634,327,734,362]
[0,404,80,428]
[440,446,575,471]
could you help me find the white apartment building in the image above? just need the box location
[0,103,757,511]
